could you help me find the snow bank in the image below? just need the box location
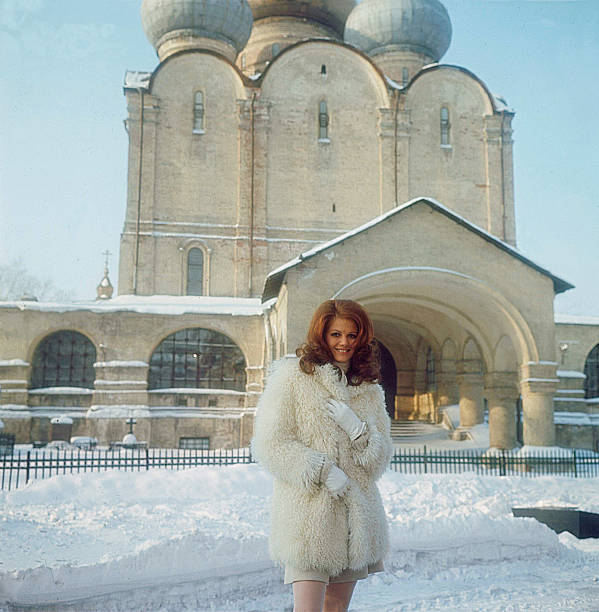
[1,465,599,610]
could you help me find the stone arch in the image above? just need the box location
[441,337,457,361]
[333,266,538,368]
[493,335,518,372]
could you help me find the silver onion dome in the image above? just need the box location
[344,0,452,61]
[247,0,356,36]
[141,0,254,57]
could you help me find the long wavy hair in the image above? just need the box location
[296,299,380,385]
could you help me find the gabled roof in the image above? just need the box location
[261,197,573,302]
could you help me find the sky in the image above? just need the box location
[0,0,598,315]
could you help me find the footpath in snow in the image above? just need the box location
[1,463,599,611]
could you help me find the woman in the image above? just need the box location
[251,299,394,612]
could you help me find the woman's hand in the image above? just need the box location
[326,399,366,440]
[324,464,349,498]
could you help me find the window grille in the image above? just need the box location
[584,344,599,399]
[193,91,204,132]
[179,437,210,450]
[440,106,450,146]
[149,328,246,391]
[425,347,436,390]
[319,100,329,140]
[186,248,204,296]
[31,331,96,388]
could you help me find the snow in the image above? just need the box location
[50,416,73,425]
[29,387,93,395]
[558,370,587,379]
[554,411,599,426]
[94,361,148,368]
[0,295,268,317]
[123,70,151,89]
[0,359,29,366]
[1,464,599,611]
[556,314,599,326]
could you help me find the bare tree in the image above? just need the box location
[0,259,72,302]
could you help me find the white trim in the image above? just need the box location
[94,361,148,368]
[557,370,586,379]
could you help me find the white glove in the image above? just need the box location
[324,464,349,498]
[326,399,366,440]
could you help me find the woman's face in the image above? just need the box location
[325,316,358,363]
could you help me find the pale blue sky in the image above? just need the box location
[1,0,597,315]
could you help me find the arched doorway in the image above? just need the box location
[377,340,396,418]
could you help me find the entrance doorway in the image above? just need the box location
[377,340,396,418]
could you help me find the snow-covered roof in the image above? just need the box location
[0,295,271,317]
[262,197,573,301]
[555,314,599,326]
[123,70,152,90]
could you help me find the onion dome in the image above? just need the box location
[344,0,451,62]
[248,0,356,37]
[240,0,356,74]
[141,0,254,62]
[96,267,114,300]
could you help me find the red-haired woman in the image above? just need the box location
[252,299,393,612]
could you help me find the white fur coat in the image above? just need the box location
[251,356,393,575]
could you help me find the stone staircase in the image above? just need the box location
[390,419,448,441]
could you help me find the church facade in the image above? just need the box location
[1,0,598,450]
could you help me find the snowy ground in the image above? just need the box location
[1,464,599,611]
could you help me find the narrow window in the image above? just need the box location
[319,100,329,141]
[186,248,204,295]
[440,106,450,146]
[321,64,327,76]
[240,53,246,69]
[193,91,204,133]
[402,67,409,86]
[272,42,280,58]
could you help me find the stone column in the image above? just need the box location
[519,363,558,447]
[457,360,484,427]
[485,372,519,449]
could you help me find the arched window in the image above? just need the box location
[149,328,246,391]
[319,100,329,141]
[31,331,96,388]
[425,347,436,390]
[186,248,204,296]
[440,106,450,146]
[193,91,204,133]
[272,42,280,58]
[402,67,409,87]
[584,344,599,399]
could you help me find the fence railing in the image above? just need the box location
[1,446,598,491]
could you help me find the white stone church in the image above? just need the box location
[1,0,598,450]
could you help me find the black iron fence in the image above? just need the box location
[1,445,598,491]
[387,446,599,478]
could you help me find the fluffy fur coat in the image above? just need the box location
[251,356,394,576]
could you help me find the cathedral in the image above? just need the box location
[1,0,598,451]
